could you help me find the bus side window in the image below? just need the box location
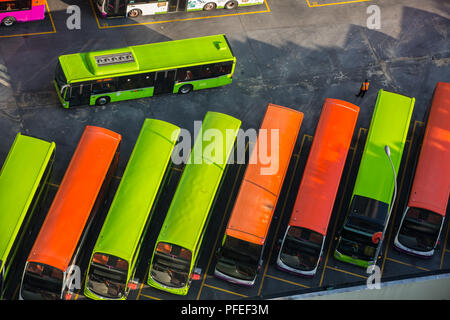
[92,80,117,94]
[118,76,138,91]
[139,73,155,87]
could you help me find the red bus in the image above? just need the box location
[276,99,359,276]
[214,103,304,286]
[19,126,121,300]
[394,82,450,257]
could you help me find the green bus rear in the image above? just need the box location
[54,35,236,108]
[83,119,180,300]
[0,133,55,299]
[334,90,415,268]
[147,111,241,296]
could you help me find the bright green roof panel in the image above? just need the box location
[92,119,180,262]
[59,34,235,82]
[0,133,55,264]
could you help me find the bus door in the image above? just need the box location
[69,84,92,107]
[105,0,128,17]
[154,70,176,95]
[168,0,188,12]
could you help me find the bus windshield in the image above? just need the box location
[346,195,388,234]
[280,227,323,271]
[397,207,443,252]
[21,262,63,300]
[86,253,129,299]
[216,236,262,281]
[337,228,377,261]
[150,242,192,289]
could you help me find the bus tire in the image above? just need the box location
[203,2,217,11]
[128,9,142,17]
[224,0,238,10]
[179,84,193,94]
[95,96,110,106]
[2,17,16,27]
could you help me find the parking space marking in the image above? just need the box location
[195,142,249,300]
[0,1,56,39]
[306,0,371,8]
[318,127,367,286]
[139,293,161,300]
[380,120,422,276]
[90,0,271,30]
[203,283,248,298]
[265,274,310,288]
[326,266,367,279]
[385,257,430,272]
[47,182,59,188]
[257,134,313,296]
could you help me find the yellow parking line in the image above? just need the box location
[318,127,367,286]
[203,284,248,298]
[326,266,367,279]
[0,1,56,39]
[265,274,310,288]
[90,0,270,30]
[385,257,430,272]
[139,293,162,300]
[306,0,370,8]
[47,182,60,188]
[257,134,313,296]
[380,120,421,276]
[195,142,249,300]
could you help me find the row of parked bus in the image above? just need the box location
[0,0,264,27]
[0,82,448,299]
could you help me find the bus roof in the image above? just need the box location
[59,35,235,82]
[289,99,359,235]
[26,126,122,272]
[226,104,304,245]
[353,89,415,206]
[0,134,55,264]
[92,119,180,263]
[156,112,241,252]
[408,82,450,216]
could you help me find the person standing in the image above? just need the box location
[356,79,370,98]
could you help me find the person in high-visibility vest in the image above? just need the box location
[356,79,370,97]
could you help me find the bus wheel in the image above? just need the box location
[96,96,110,106]
[179,84,193,94]
[203,2,217,11]
[224,1,238,9]
[2,17,16,27]
[128,9,142,17]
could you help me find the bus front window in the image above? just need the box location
[150,242,191,289]
[21,262,64,300]
[54,62,67,90]
[86,253,128,299]
[279,226,323,271]
[397,207,442,252]
[215,236,262,281]
[336,228,377,261]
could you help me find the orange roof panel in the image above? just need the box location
[27,126,121,272]
[289,98,359,235]
[408,82,450,216]
[226,104,303,245]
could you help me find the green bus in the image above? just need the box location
[334,89,415,268]
[0,133,55,299]
[147,111,241,295]
[83,119,180,300]
[54,34,236,108]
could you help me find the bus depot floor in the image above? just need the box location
[0,0,449,300]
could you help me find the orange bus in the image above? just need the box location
[276,99,359,276]
[394,82,450,257]
[19,126,122,300]
[214,103,303,286]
